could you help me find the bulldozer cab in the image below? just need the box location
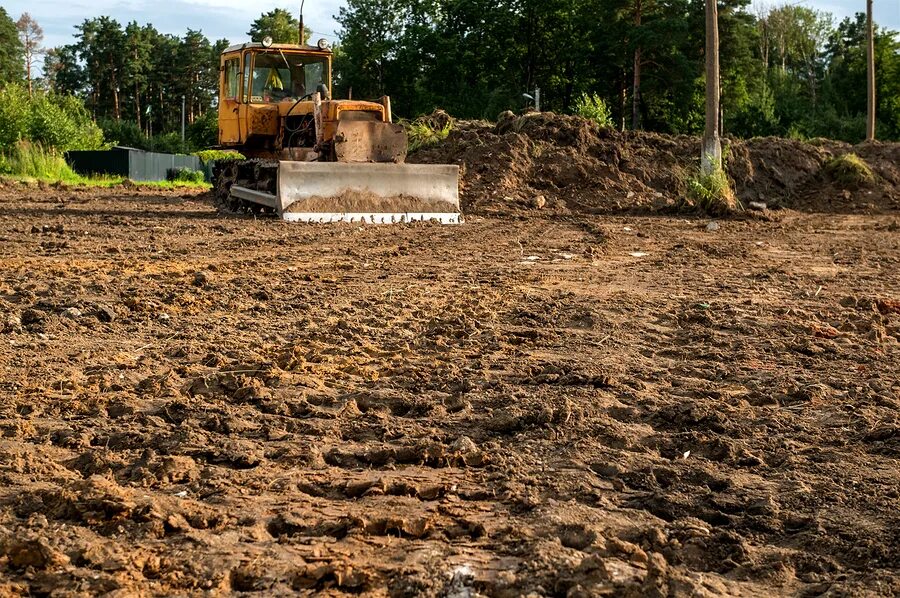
[218,43,332,145]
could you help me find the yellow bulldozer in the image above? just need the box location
[213,28,460,224]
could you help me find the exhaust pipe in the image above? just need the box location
[299,1,305,44]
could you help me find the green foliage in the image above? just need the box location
[0,141,82,182]
[248,9,310,45]
[187,110,218,150]
[194,149,245,163]
[0,8,23,84]
[574,93,613,128]
[99,119,148,149]
[167,167,206,184]
[685,168,740,215]
[825,153,875,187]
[49,18,226,140]
[403,112,453,153]
[0,84,30,147]
[29,93,105,151]
[0,83,105,152]
[151,132,187,154]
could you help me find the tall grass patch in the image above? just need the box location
[0,141,82,182]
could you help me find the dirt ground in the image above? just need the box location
[0,183,899,597]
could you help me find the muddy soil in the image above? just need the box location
[0,182,899,596]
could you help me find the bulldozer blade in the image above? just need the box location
[276,161,461,224]
[334,120,408,163]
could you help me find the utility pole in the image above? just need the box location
[866,0,876,141]
[701,0,722,175]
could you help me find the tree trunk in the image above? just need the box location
[112,72,120,121]
[702,0,721,175]
[632,0,642,130]
[135,83,142,130]
[866,0,876,141]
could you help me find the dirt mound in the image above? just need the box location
[410,112,900,216]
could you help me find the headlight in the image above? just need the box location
[262,36,273,48]
[317,38,330,50]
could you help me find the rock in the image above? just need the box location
[192,271,210,287]
[157,313,171,322]
[531,195,547,209]
[451,435,478,454]
[748,201,767,211]
[62,307,82,318]
[706,221,720,232]
[94,303,117,322]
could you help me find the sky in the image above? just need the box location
[3,0,899,74]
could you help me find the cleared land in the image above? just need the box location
[0,183,898,596]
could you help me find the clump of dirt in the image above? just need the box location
[410,112,900,216]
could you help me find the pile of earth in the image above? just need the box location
[409,111,900,216]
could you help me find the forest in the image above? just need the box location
[0,1,898,155]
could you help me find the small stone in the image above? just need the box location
[706,221,720,232]
[451,435,478,454]
[158,313,170,322]
[531,195,546,209]
[63,307,82,318]
[748,201,767,211]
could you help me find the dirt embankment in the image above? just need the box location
[410,112,900,216]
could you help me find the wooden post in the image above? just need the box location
[866,0,876,141]
[701,0,721,175]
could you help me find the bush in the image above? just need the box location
[166,167,206,184]
[99,119,150,150]
[0,84,30,148]
[825,153,875,187]
[187,111,218,151]
[0,83,104,152]
[151,132,186,154]
[574,93,614,128]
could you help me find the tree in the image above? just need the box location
[0,8,23,84]
[15,13,43,96]
[702,0,721,175]
[248,9,310,44]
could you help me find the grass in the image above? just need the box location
[825,153,875,187]
[0,141,210,189]
[194,149,245,163]
[403,111,453,153]
[684,167,741,215]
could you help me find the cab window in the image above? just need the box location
[249,52,329,103]
[223,58,240,100]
